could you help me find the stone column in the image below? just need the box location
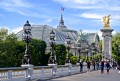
[109,35,112,60]
[100,29,113,60]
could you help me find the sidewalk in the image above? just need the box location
[45,69,120,81]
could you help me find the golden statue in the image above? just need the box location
[102,15,111,28]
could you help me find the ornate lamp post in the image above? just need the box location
[48,30,56,65]
[21,20,33,67]
[77,42,81,63]
[85,43,89,61]
[91,43,95,60]
[65,36,71,64]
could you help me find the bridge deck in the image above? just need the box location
[40,69,120,81]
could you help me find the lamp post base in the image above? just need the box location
[65,63,71,66]
[48,64,57,66]
[76,63,80,65]
[21,64,34,68]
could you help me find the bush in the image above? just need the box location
[70,56,78,64]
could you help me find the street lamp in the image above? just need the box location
[65,36,71,63]
[77,41,81,63]
[22,20,32,66]
[91,43,95,60]
[48,30,56,65]
[85,43,89,61]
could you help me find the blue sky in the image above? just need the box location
[0,0,119,37]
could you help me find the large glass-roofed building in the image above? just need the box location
[17,14,78,45]
[16,14,100,56]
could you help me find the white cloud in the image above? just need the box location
[11,27,23,34]
[79,13,103,19]
[0,0,52,20]
[53,0,120,11]
[0,0,33,8]
[0,0,33,15]
[108,6,120,11]
[53,0,97,4]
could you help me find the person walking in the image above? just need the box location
[80,61,83,72]
[106,60,110,74]
[87,60,91,72]
[101,60,104,74]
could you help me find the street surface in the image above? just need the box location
[42,69,120,81]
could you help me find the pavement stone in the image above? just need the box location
[40,69,120,81]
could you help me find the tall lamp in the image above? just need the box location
[65,36,71,63]
[77,41,81,63]
[22,20,33,67]
[48,30,56,65]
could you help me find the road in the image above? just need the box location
[42,69,120,81]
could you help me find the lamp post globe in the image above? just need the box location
[65,36,71,64]
[48,30,56,65]
[21,20,33,67]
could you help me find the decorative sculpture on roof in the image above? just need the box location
[102,15,111,28]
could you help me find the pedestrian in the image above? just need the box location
[96,61,99,70]
[80,61,83,72]
[101,60,104,74]
[87,60,91,72]
[106,60,110,74]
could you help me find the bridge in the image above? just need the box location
[0,64,120,81]
[0,64,92,81]
[47,69,120,81]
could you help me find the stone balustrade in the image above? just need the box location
[0,64,86,81]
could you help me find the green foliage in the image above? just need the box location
[0,30,24,67]
[99,40,102,53]
[112,32,120,65]
[0,28,48,67]
[55,44,67,65]
[93,54,102,61]
[0,28,8,41]
[70,56,78,64]
[30,39,48,66]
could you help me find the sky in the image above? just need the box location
[0,0,120,38]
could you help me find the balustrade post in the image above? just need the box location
[41,68,44,78]
[68,64,72,75]
[52,65,57,76]
[25,68,33,81]
[61,67,63,72]
[8,70,12,80]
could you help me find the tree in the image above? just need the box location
[0,28,49,67]
[55,44,67,65]
[0,28,8,41]
[30,39,48,66]
[112,32,120,65]
[0,30,22,67]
